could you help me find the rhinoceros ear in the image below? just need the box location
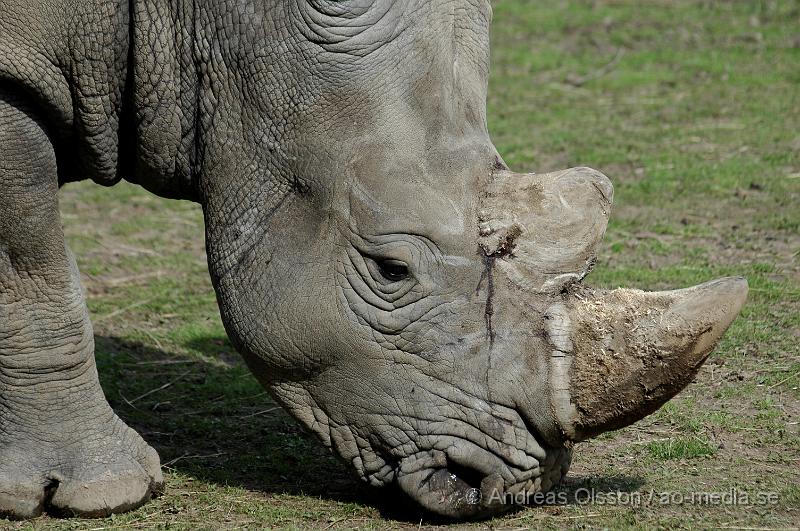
[478,167,613,293]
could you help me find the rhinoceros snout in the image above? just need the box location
[394,445,570,520]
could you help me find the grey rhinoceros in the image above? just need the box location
[0,0,747,521]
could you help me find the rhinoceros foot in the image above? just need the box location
[0,410,162,519]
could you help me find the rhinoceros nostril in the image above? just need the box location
[445,462,485,492]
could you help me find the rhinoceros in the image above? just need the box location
[0,0,747,521]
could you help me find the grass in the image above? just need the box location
[3,0,799,529]
[645,437,716,460]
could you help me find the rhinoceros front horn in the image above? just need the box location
[549,277,748,442]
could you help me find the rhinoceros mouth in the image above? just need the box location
[393,426,571,519]
[400,466,491,519]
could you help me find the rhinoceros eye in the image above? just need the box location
[376,259,409,282]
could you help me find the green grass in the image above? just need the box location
[646,437,716,460]
[3,0,799,529]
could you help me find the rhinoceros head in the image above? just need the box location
[199,0,747,518]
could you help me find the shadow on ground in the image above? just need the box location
[94,334,644,521]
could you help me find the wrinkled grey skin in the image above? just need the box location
[0,0,747,520]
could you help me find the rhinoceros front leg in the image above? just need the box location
[0,92,162,519]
